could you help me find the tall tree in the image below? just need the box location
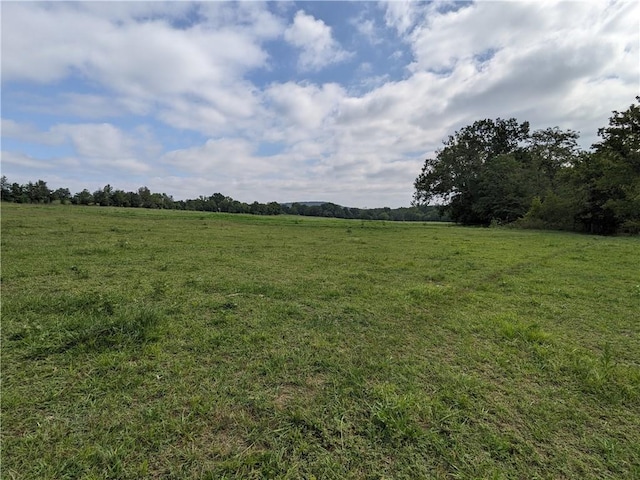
[137,186,151,208]
[10,183,26,203]
[574,98,640,233]
[52,187,72,204]
[27,180,51,203]
[110,189,128,207]
[1,176,12,201]
[473,153,534,224]
[413,118,530,224]
[73,189,94,205]
[529,127,580,185]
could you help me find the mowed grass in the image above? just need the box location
[1,203,639,479]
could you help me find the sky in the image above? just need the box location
[1,1,638,208]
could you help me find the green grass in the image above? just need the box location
[2,203,639,479]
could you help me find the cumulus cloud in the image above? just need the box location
[284,10,351,71]
[1,2,282,136]
[53,123,133,159]
[375,1,638,143]
[2,119,158,176]
[349,6,383,46]
[159,137,325,203]
[198,2,284,39]
[1,119,64,145]
[405,1,637,76]
[354,18,378,44]
[265,81,345,133]
[1,151,56,170]
[381,0,421,36]
[162,138,259,176]
[1,2,276,87]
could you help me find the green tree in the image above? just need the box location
[209,193,230,212]
[266,202,282,215]
[529,127,580,181]
[102,185,113,206]
[1,176,13,201]
[10,183,27,203]
[110,189,128,207]
[150,193,164,209]
[52,187,71,204]
[414,118,530,224]
[73,189,94,205]
[527,127,581,201]
[127,191,142,208]
[249,201,266,215]
[473,154,534,224]
[27,180,51,203]
[572,98,640,233]
[138,186,155,208]
[516,128,583,230]
[156,193,175,209]
[92,185,113,207]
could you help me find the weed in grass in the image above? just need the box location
[9,304,164,358]
[566,347,640,404]
[70,264,90,279]
[149,279,169,299]
[406,283,451,304]
[496,313,552,345]
[368,386,424,445]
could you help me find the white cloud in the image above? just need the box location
[74,2,194,25]
[58,93,129,119]
[198,2,284,39]
[350,7,383,46]
[284,11,351,71]
[1,2,277,87]
[1,3,101,84]
[374,0,639,149]
[1,119,64,145]
[159,137,323,203]
[2,120,157,175]
[1,2,282,137]
[405,1,630,74]
[162,138,259,176]
[355,18,378,43]
[1,151,56,170]
[52,123,133,159]
[157,80,264,136]
[264,81,345,133]
[381,0,420,36]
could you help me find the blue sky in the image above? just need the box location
[2,1,638,207]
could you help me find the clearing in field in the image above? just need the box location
[2,204,639,478]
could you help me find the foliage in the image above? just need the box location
[414,99,640,234]
[574,97,640,234]
[414,118,531,225]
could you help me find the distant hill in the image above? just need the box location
[280,201,338,208]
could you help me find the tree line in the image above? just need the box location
[413,98,639,234]
[0,177,446,222]
[5,99,635,232]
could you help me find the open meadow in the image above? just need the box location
[1,203,639,479]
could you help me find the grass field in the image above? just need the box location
[1,203,639,479]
